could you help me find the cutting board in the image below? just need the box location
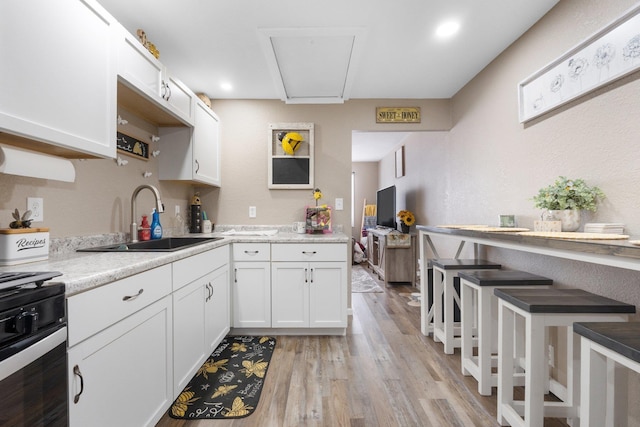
[0,227,50,234]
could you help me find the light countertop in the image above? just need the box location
[0,228,350,297]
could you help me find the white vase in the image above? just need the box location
[548,209,581,232]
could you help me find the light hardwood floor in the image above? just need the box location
[156,266,568,427]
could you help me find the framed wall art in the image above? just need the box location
[518,3,640,123]
[116,132,149,160]
[268,122,314,189]
[395,146,405,178]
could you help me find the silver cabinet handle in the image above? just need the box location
[161,80,168,99]
[304,267,308,283]
[73,365,84,404]
[310,268,314,283]
[244,250,259,254]
[234,268,238,283]
[302,251,317,255]
[122,289,144,301]
[195,159,200,174]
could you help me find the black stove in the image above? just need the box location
[0,271,62,290]
[0,271,65,361]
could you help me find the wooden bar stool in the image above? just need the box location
[574,322,640,427]
[458,270,553,396]
[495,288,635,427]
[431,259,501,354]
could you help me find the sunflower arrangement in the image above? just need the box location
[397,210,416,227]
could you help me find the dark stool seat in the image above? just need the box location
[573,322,640,426]
[574,322,640,363]
[458,270,553,396]
[494,288,636,314]
[430,259,501,354]
[459,270,553,287]
[495,288,635,427]
[431,258,502,270]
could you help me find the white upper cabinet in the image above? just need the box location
[158,99,221,187]
[192,101,221,185]
[116,28,195,126]
[0,0,117,158]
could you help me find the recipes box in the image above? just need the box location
[0,228,50,266]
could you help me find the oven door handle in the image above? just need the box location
[0,325,67,382]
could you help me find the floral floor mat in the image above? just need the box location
[169,336,277,419]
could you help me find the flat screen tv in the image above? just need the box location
[376,185,396,229]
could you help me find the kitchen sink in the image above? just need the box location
[77,237,223,252]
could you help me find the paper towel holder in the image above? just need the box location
[0,143,76,182]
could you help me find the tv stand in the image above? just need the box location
[366,228,416,285]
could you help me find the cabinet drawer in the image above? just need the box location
[67,264,171,346]
[233,243,271,261]
[173,246,229,290]
[271,243,347,262]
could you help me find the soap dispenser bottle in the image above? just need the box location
[139,215,151,241]
[150,208,163,239]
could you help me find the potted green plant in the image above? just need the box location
[532,176,605,231]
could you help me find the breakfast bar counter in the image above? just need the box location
[416,224,640,335]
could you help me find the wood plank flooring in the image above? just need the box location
[156,266,569,427]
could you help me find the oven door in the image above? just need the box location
[0,325,68,427]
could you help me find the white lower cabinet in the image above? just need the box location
[271,262,346,328]
[232,243,271,328]
[67,266,173,427]
[206,264,230,355]
[172,247,230,396]
[271,243,347,329]
[67,247,231,426]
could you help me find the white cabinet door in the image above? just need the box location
[164,73,195,125]
[192,101,221,186]
[309,262,347,328]
[117,29,164,103]
[158,99,221,187]
[0,0,117,158]
[68,296,173,427]
[172,276,207,396]
[116,28,195,126]
[271,262,309,328]
[233,262,271,328]
[271,261,347,328]
[206,265,230,355]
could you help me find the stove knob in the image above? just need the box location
[15,311,39,334]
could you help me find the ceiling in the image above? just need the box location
[97,0,559,158]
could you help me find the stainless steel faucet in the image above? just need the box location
[130,184,164,242]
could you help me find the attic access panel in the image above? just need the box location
[268,122,314,189]
[259,28,366,104]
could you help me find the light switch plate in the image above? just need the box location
[335,198,344,210]
[249,206,257,218]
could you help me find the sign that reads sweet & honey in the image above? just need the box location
[376,107,421,123]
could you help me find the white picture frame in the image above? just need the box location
[518,3,640,123]
[267,122,314,189]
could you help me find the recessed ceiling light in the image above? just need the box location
[220,82,233,91]
[435,21,460,39]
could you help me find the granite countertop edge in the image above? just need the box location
[0,227,350,297]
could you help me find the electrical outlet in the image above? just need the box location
[27,197,44,222]
[249,206,257,218]
[175,205,181,216]
[548,344,555,368]
[335,198,344,210]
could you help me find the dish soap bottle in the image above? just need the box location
[150,208,163,240]
[139,215,151,241]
